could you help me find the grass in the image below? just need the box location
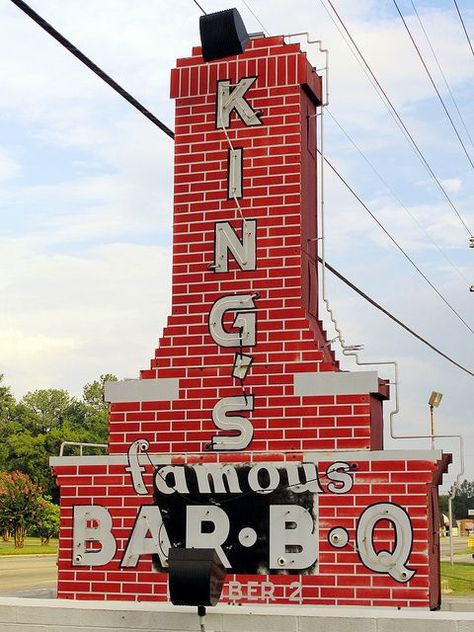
[0,537,58,556]
[454,548,474,556]
[441,562,474,595]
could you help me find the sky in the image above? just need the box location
[0,0,472,488]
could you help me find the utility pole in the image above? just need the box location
[448,485,456,567]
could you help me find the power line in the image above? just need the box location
[320,0,473,238]
[15,0,471,242]
[240,0,270,36]
[453,0,474,58]
[318,256,474,378]
[410,0,474,152]
[239,0,472,292]
[393,0,474,172]
[194,0,269,35]
[316,0,427,159]
[235,0,474,335]
[10,0,473,374]
[323,153,474,336]
[310,1,473,282]
[192,0,207,15]
[191,0,474,375]
[9,0,175,140]
[327,109,471,286]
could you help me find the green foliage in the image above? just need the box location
[0,536,58,556]
[439,480,474,521]
[17,389,73,435]
[0,375,19,474]
[0,373,116,501]
[0,374,15,420]
[441,562,474,595]
[81,374,117,443]
[453,479,474,520]
[0,373,116,548]
[31,498,60,544]
[0,471,44,547]
[439,494,448,516]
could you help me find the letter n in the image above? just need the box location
[214,220,256,272]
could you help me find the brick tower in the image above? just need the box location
[52,20,450,609]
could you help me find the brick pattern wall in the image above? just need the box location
[108,37,386,456]
[53,36,447,609]
[53,455,440,606]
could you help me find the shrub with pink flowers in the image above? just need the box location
[0,471,44,547]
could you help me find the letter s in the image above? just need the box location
[211,395,254,451]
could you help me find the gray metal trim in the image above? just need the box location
[294,371,379,396]
[104,378,179,403]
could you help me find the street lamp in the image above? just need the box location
[428,391,443,449]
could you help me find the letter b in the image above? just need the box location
[72,505,116,566]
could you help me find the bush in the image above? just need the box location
[31,498,60,544]
[0,471,44,547]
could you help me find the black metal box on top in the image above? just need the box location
[168,548,226,606]
[199,8,249,62]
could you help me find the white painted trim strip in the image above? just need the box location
[104,378,179,403]
[50,449,443,468]
[294,370,379,396]
[0,597,473,621]
[305,449,443,462]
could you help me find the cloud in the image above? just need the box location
[0,0,472,486]
[0,330,78,392]
[0,149,20,181]
[0,239,172,397]
[441,177,463,193]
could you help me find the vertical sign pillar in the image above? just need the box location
[147,37,357,456]
[51,34,450,609]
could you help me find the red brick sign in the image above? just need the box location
[52,35,449,609]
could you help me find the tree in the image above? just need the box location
[81,374,117,443]
[453,479,474,519]
[0,374,15,421]
[83,374,117,410]
[0,375,19,474]
[31,498,60,545]
[0,374,116,502]
[0,471,44,547]
[18,389,73,436]
[439,494,448,516]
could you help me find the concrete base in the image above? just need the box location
[0,598,473,632]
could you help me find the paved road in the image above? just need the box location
[0,547,471,605]
[441,535,472,555]
[0,555,57,597]
[440,536,474,564]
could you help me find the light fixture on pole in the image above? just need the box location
[428,391,443,450]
